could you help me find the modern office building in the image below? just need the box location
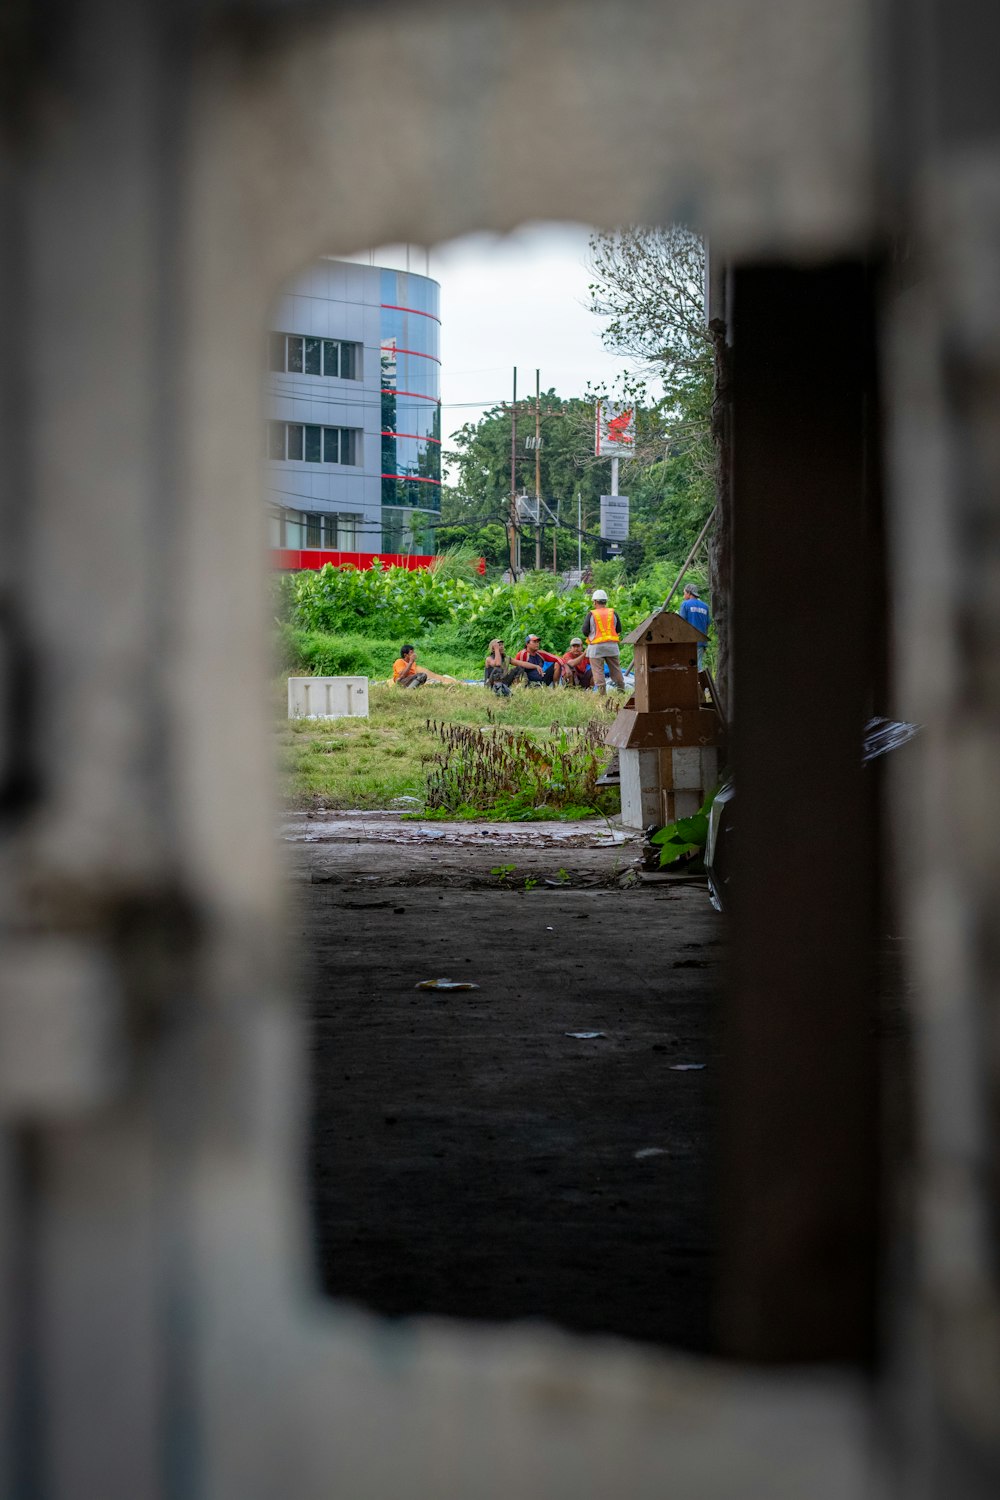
[267,257,442,566]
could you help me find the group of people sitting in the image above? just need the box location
[483,634,591,694]
[483,588,627,696]
[392,588,631,696]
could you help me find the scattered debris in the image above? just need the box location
[634,1147,667,1160]
[416,977,481,991]
[565,1031,606,1040]
[670,1063,705,1071]
[283,811,636,849]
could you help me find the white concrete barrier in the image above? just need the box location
[287,676,369,720]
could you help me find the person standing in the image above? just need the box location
[679,583,710,669]
[582,588,626,695]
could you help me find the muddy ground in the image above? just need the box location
[291,812,723,1352]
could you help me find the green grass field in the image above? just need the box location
[280,680,621,815]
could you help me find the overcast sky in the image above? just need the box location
[362,223,631,469]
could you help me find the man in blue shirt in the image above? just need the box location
[679,583,710,668]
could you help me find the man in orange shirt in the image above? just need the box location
[392,645,428,688]
[391,645,457,688]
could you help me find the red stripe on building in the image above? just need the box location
[380,473,441,485]
[380,345,441,363]
[380,388,440,402]
[381,430,442,443]
[271,549,438,572]
[380,303,441,323]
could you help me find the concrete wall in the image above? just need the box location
[1,0,999,1496]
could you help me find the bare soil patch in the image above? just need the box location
[293,813,723,1350]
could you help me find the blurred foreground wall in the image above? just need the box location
[0,1,998,1496]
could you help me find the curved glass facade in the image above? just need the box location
[267,257,442,558]
[378,270,442,535]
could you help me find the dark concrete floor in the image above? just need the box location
[296,838,723,1352]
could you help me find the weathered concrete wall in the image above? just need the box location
[2,0,999,1495]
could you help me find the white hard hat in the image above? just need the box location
[591,588,608,603]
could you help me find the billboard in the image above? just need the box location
[595,400,636,456]
[599,494,630,540]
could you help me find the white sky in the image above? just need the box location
[357,223,631,473]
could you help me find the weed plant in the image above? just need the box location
[280,681,619,817]
[422,713,618,821]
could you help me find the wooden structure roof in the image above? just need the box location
[623,609,706,646]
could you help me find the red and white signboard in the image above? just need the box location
[595,400,636,456]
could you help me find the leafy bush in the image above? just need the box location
[279,559,714,675]
[279,626,380,679]
[650,789,718,867]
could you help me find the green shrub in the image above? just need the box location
[279,626,379,679]
[279,557,714,675]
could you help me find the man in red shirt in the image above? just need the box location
[560,636,593,689]
[512,633,563,687]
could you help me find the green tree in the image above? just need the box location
[587,225,710,392]
[586,227,716,562]
[447,393,610,569]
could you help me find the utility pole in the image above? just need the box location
[553,496,559,573]
[509,367,518,578]
[577,492,582,573]
[534,368,542,572]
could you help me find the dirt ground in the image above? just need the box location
[290,812,723,1353]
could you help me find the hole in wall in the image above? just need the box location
[270,223,724,1353]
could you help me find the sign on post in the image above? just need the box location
[600,494,630,540]
[595,401,636,456]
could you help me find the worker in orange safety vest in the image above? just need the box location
[582,588,627,696]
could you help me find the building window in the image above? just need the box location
[269,333,359,380]
[268,422,360,465]
[275,509,361,551]
[380,506,436,555]
[381,475,441,510]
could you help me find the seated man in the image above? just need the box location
[392,645,427,688]
[483,638,511,693]
[392,644,457,688]
[512,633,562,687]
[560,636,593,689]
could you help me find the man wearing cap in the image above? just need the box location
[560,636,593,689]
[512,633,563,687]
[582,589,626,695]
[679,583,710,668]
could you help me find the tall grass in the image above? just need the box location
[279,681,619,815]
[424,715,616,820]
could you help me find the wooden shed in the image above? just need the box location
[624,610,707,712]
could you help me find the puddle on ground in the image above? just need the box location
[282,811,636,849]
